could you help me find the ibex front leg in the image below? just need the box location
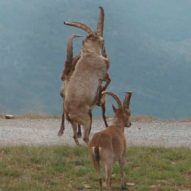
[101,73,111,92]
[99,75,111,127]
[101,101,108,127]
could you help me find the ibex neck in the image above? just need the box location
[112,118,125,130]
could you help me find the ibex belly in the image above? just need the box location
[64,55,108,123]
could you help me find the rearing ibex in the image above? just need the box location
[64,7,111,145]
[58,34,82,137]
[58,34,109,137]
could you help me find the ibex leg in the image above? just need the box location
[104,163,112,191]
[83,110,92,144]
[58,112,65,136]
[101,101,108,127]
[70,121,80,146]
[77,124,82,138]
[119,158,127,191]
[102,74,111,92]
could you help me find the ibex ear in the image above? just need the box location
[112,104,117,113]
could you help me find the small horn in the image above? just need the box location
[123,92,132,109]
[64,21,93,34]
[102,91,122,109]
[97,6,104,36]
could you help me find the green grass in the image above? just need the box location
[0,146,191,191]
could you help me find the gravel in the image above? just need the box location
[0,118,191,147]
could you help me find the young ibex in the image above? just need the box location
[63,7,111,145]
[58,34,109,138]
[89,92,132,191]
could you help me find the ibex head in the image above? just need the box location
[102,92,132,128]
[64,7,105,54]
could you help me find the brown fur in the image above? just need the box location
[89,92,132,191]
[58,35,109,137]
[63,7,110,145]
[58,35,81,137]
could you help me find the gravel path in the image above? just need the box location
[0,118,191,147]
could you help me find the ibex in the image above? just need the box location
[58,34,109,138]
[63,7,111,145]
[58,34,82,137]
[89,92,132,191]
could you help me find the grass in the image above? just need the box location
[0,146,191,191]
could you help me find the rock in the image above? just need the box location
[5,114,14,119]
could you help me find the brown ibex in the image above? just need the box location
[58,34,82,137]
[63,7,111,145]
[58,34,109,137]
[89,92,132,191]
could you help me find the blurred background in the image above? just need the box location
[0,0,191,119]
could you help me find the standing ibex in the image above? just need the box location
[89,92,132,191]
[58,34,109,137]
[63,7,111,145]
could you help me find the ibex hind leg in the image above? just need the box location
[83,110,92,144]
[58,113,65,136]
[104,163,112,191]
[77,124,82,138]
[70,121,80,146]
[119,158,128,191]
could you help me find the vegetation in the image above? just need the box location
[0,146,191,191]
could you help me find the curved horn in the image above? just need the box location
[66,34,83,62]
[102,91,122,109]
[123,92,132,109]
[62,34,83,80]
[64,21,93,34]
[97,6,104,36]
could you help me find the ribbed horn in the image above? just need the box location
[123,92,132,109]
[64,21,93,34]
[97,6,104,36]
[102,91,122,109]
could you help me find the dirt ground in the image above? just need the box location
[0,117,191,147]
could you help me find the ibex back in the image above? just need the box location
[89,92,132,191]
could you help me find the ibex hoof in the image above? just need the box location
[73,136,80,146]
[83,137,89,144]
[121,185,128,191]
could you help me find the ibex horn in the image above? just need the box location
[102,91,123,109]
[123,92,132,109]
[97,6,104,36]
[64,21,93,34]
[66,34,83,63]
